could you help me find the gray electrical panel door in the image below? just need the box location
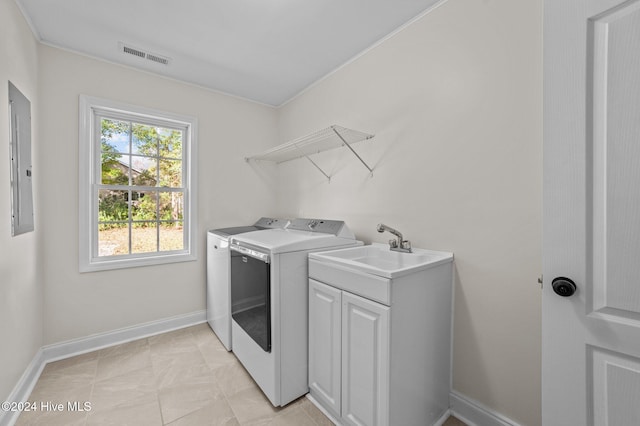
[8,81,34,236]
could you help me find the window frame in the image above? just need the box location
[79,95,198,272]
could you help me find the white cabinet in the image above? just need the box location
[308,255,453,426]
[341,291,389,426]
[309,279,390,426]
[309,280,342,418]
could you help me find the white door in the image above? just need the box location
[341,292,389,426]
[543,0,640,424]
[309,279,342,419]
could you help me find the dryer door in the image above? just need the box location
[230,247,271,352]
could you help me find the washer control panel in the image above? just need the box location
[254,217,289,229]
[286,218,355,239]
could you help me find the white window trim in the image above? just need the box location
[79,95,198,272]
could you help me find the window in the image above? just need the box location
[79,95,197,272]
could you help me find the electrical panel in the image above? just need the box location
[8,81,34,236]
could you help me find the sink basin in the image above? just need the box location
[310,243,453,279]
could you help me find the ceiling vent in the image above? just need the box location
[146,53,169,65]
[119,42,171,66]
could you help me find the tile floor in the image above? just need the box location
[16,323,466,425]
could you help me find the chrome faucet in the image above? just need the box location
[376,223,412,253]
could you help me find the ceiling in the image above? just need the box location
[15,0,443,106]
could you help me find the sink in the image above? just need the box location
[307,245,453,425]
[310,242,453,279]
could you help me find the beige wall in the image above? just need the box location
[37,45,279,344]
[0,0,43,401]
[275,0,542,425]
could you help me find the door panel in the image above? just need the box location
[543,0,640,424]
[591,0,640,321]
[590,347,640,425]
[308,279,342,419]
[341,292,389,426]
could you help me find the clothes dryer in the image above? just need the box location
[229,218,361,406]
[206,217,287,350]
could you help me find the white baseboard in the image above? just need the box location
[0,310,206,426]
[42,310,206,362]
[450,390,521,426]
[307,393,473,426]
[306,394,341,425]
[434,409,452,426]
[0,349,46,426]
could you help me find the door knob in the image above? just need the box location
[552,277,577,297]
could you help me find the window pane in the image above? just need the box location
[159,129,182,159]
[101,154,130,185]
[160,222,184,251]
[101,118,130,154]
[159,191,183,221]
[131,156,158,186]
[131,222,158,254]
[98,223,129,256]
[159,159,182,187]
[99,189,129,222]
[132,123,159,157]
[131,191,157,221]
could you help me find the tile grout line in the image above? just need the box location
[145,336,167,426]
[84,359,98,426]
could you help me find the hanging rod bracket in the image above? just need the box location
[332,127,374,174]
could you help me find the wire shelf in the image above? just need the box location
[245,125,374,181]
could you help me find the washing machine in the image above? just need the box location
[206,217,288,351]
[229,218,362,406]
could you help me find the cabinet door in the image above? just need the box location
[309,279,342,419]
[341,292,390,426]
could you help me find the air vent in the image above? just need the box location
[122,45,145,58]
[146,53,170,65]
[119,42,171,66]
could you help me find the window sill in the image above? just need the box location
[79,251,197,273]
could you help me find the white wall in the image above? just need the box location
[37,45,279,344]
[0,0,43,401]
[275,0,542,425]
